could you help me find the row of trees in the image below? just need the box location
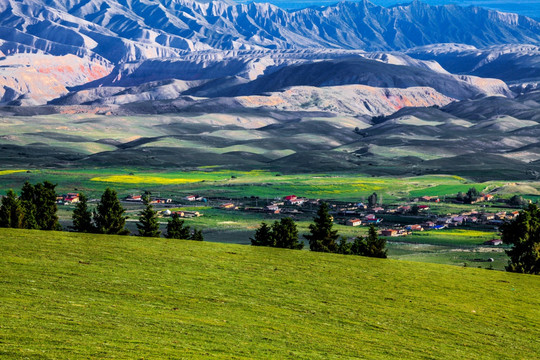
[0,181,60,230]
[251,202,387,258]
[0,184,202,240]
[73,189,203,240]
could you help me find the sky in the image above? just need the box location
[236,0,540,19]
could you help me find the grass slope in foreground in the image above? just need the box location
[1,229,539,359]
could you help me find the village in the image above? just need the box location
[56,190,522,245]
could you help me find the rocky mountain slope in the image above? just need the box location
[1,0,538,105]
[1,0,539,64]
[407,44,540,93]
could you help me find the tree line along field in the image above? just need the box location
[0,228,539,359]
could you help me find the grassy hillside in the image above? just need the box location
[1,229,539,359]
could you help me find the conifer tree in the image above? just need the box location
[94,188,129,235]
[337,236,352,255]
[34,181,60,230]
[304,202,338,252]
[352,225,387,258]
[0,189,23,228]
[190,228,204,241]
[137,196,161,237]
[20,181,38,230]
[250,222,274,246]
[19,181,59,230]
[273,217,303,249]
[166,213,191,239]
[72,193,94,233]
[501,204,540,274]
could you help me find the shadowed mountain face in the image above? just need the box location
[1,0,540,64]
[2,91,540,180]
[406,44,540,93]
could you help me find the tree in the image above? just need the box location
[165,213,191,239]
[251,219,302,249]
[456,192,465,202]
[20,182,38,230]
[368,192,378,208]
[351,225,387,258]
[94,188,129,235]
[304,202,338,252]
[19,181,60,230]
[509,195,528,208]
[251,222,274,246]
[72,193,94,233]
[0,189,23,228]
[337,236,352,255]
[273,217,303,249]
[500,204,540,274]
[466,187,481,203]
[410,204,420,216]
[136,196,161,237]
[190,228,204,241]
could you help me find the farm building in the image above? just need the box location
[151,198,173,204]
[284,195,297,201]
[63,193,80,204]
[220,203,236,209]
[265,205,280,214]
[346,219,362,227]
[364,214,382,224]
[185,195,196,201]
[125,195,143,202]
[380,229,399,237]
[290,199,305,205]
[406,224,424,231]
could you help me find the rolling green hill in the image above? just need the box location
[1,229,539,359]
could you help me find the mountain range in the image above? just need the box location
[2,0,540,177]
[2,0,540,63]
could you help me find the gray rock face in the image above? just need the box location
[1,0,540,64]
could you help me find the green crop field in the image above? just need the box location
[1,229,539,359]
[0,168,511,202]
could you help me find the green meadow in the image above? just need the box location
[1,229,539,359]
[0,168,509,201]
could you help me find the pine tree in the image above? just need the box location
[20,182,38,230]
[304,202,338,252]
[137,196,161,237]
[273,217,302,249]
[94,188,129,235]
[352,225,387,258]
[0,189,23,228]
[34,181,60,230]
[250,222,274,246]
[165,213,191,239]
[190,228,204,241]
[72,193,94,233]
[337,236,352,255]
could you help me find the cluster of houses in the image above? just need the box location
[124,194,173,204]
[344,213,383,227]
[185,195,207,202]
[430,210,520,227]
